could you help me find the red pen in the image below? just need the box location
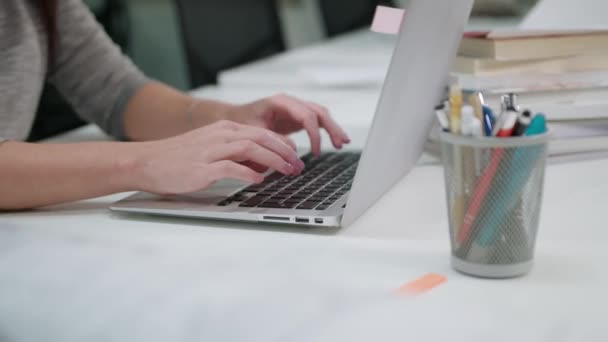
[457,109,518,245]
[496,111,518,137]
[457,148,504,244]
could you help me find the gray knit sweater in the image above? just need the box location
[0,0,149,141]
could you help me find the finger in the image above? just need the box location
[279,135,297,151]
[207,160,264,184]
[212,140,297,176]
[301,115,322,157]
[228,126,304,171]
[241,161,269,173]
[270,95,322,156]
[303,101,351,147]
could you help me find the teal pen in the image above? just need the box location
[467,114,548,260]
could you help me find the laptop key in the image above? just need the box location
[264,172,284,182]
[309,196,326,202]
[280,202,298,209]
[217,199,232,206]
[230,194,248,202]
[242,186,263,193]
[297,201,319,210]
[239,195,268,207]
[258,202,289,209]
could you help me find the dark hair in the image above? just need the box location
[38,0,58,64]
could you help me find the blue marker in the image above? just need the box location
[522,113,547,137]
[482,105,495,136]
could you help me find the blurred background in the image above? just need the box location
[30,0,540,141]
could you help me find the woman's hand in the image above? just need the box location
[225,94,351,156]
[131,120,305,195]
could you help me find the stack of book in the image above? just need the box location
[449,30,608,159]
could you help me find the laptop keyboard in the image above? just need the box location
[217,152,360,210]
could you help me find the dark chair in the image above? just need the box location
[318,0,394,37]
[175,0,286,88]
[28,0,131,141]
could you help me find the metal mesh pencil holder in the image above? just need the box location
[440,131,550,278]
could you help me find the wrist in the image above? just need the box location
[189,98,238,127]
[114,141,155,192]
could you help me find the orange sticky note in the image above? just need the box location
[371,6,405,35]
[398,273,447,295]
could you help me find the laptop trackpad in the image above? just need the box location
[120,180,247,207]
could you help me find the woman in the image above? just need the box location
[0,0,350,210]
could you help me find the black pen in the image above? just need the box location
[513,110,532,136]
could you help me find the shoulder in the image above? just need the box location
[56,0,96,23]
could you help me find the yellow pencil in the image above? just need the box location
[449,84,465,245]
[449,84,462,134]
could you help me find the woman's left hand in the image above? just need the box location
[225,93,351,156]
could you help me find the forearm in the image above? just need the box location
[123,82,235,141]
[0,141,143,210]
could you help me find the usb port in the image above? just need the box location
[314,218,324,224]
[295,217,309,224]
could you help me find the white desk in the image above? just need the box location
[4,31,608,341]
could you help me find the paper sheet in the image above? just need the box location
[371,6,405,34]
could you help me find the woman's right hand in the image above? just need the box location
[130,120,305,195]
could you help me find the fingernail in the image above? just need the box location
[290,158,304,172]
[282,163,295,174]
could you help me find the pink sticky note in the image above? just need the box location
[371,6,405,35]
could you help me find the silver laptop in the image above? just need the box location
[111,0,474,227]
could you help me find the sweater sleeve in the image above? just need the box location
[47,0,149,140]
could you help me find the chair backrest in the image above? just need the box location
[175,0,286,88]
[318,0,394,37]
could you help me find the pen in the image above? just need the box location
[449,85,463,134]
[460,105,476,136]
[467,114,548,261]
[457,98,518,246]
[491,112,507,136]
[482,105,495,137]
[468,93,484,122]
[461,106,479,204]
[456,143,505,246]
[506,93,519,112]
[512,110,532,136]
[435,104,450,131]
[495,111,518,137]
[461,106,483,177]
[449,84,465,240]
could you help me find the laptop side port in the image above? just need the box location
[263,216,290,222]
[314,218,324,224]
[295,217,310,224]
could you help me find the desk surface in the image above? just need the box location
[3,23,608,341]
